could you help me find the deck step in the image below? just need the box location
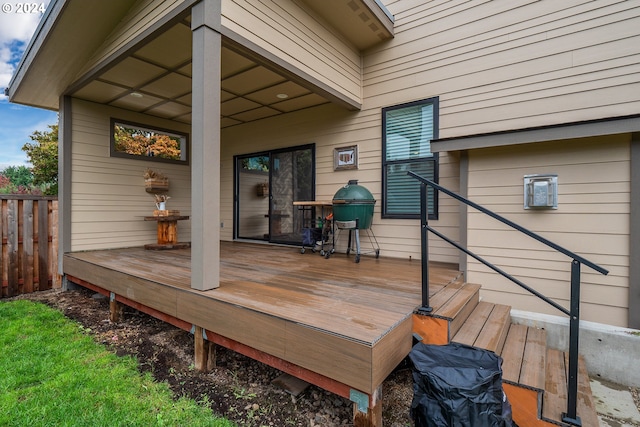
[412,283,599,427]
[498,324,599,426]
[541,349,599,427]
[520,327,547,391]
[412,282,480,344]
[451,301,511,354]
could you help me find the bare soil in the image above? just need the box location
[12,288,639,426]
[9,288,415,427]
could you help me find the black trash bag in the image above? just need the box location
[409,342,513,427]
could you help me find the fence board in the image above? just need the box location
[7,200,19,296]
[0,196,59,298]
[51,200,60,287]
[23,200,34,293]
[38,200,49,291]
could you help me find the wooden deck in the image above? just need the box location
[63,241,461,399]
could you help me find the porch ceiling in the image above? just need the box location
[71,19,332,128]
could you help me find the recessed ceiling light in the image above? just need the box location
[276,93,288,99]
[130,92,143,98]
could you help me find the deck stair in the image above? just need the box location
[412,282,599,427]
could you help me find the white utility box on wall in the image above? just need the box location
[524,174,558,209]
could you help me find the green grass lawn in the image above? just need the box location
[0,299,235,427]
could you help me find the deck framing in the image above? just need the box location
[63,242,460,398]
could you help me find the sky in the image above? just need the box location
[0,0,56,170]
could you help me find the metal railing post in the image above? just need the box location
[563,259,582,426]
[407,170,608,425]
[418,182,432,314]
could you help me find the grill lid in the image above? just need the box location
[332,180,376,204]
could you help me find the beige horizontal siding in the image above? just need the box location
[70,99,191,251]
[220,103,460,264]
[222,0,362,104]
[479,286,629,328]
[370,0,640,137]
[465,135,630,326]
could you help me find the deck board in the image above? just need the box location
[575,354,599,427]
[501,324,527,384]
[67,243,459,343]
[451,301,493,346]
[472,303,511,353]
[542,350,599,426]
[64,242,461,394]
[520,327,547,390]
[542,348,567,421]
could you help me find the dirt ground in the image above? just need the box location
[9,288,415,427]
[10,288,640,426]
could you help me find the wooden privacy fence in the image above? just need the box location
[1,195,60,298]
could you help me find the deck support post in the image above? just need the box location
[194,326,216,372]
[109,292,122,323]
[353,386,382,427]
[190,0,222,291]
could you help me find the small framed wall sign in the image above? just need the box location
[334,145,358,171]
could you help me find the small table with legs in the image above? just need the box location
[143,215,190,250]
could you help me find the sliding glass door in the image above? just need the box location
[235,144,314,244]
[236,154,270,240]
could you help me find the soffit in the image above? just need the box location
[7,0,137,110]
[298,0,394,50]
[70,18,332,127]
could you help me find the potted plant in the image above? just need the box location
[154,194,171,210]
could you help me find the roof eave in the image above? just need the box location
[298,0,394,51]
[6,0,66,109]
[431,115,640,153]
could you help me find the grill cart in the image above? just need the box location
[293,200,334,256]
[332,180,380,263]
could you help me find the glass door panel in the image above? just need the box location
[269,147,313,244]
[235,146,314,244]
[236,155,270,240]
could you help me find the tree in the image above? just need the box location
[1,165,33,187]
[113,125,182,160]
[22,124,58,195]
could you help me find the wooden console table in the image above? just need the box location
[144,215,190,250]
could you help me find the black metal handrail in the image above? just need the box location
[408,171,609,426]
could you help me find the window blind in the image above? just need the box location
[383,99,438,218]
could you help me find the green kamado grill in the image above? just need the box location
[332,180,379,262]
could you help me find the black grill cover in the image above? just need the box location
[409,342,513,427]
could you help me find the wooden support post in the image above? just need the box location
[207,340,216,371]
[157,220,178,245]
[190,0,221,290]
[109,292,122,323]
[353,386,382,427]
[194,326,216,372]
